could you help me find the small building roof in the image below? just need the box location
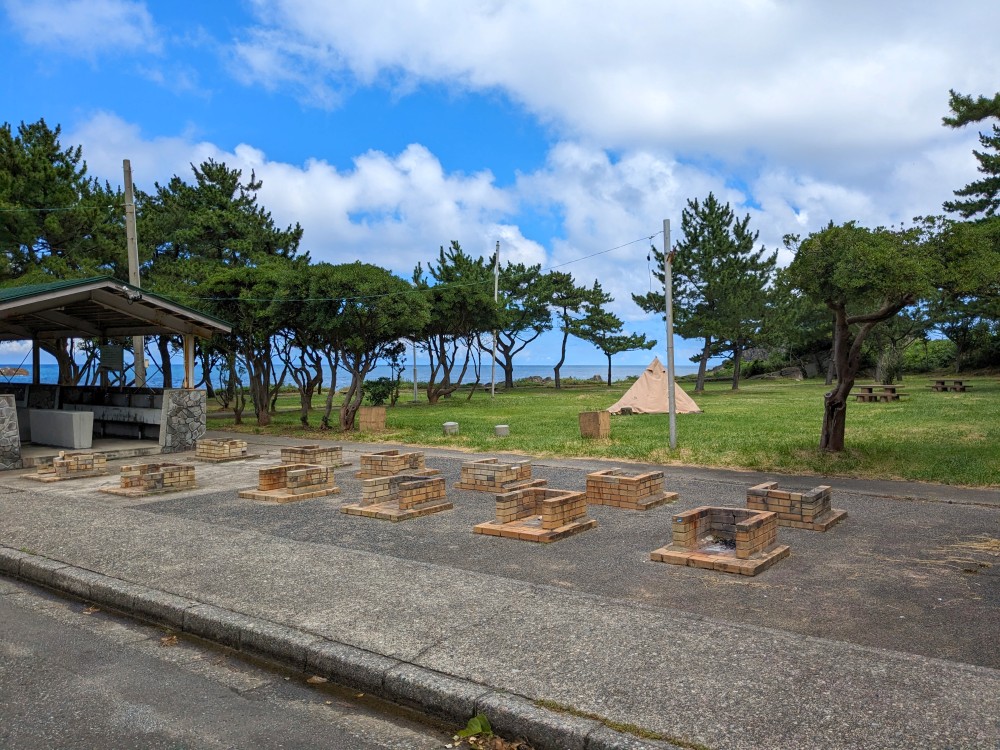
[0,276,231,341]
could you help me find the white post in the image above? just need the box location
[664,219,677,450]
[490,240,499,398]
[123,159,145,387]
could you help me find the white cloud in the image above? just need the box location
[228,1,1000,179]
[70,113,515,277]
[4,0,161,58]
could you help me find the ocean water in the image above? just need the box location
[1,361,697,388]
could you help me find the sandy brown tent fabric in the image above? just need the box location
[607,357,701,414]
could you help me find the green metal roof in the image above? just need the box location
[0,276,232,340]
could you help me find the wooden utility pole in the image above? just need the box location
[123,159,145,387]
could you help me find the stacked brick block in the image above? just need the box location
[585,468,678,510]
[747,482,847,531]
[280,444,347,468]
[356,450,432,479]
[455,458,538,492]
[195,438,249,462]
[238,463,339,503]
[343,474,452,521]
[579,410,610,439]
[475,487,596,543]
[30,451,109,481]
[651,505,790,576]
[104,462,196,496]
[358,406,386,432]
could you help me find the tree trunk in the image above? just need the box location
[158,336,173,389]
[606,354,612,386]
[825,354,835,385]
[339,371,366,431]
[694,336,711,393]
[819,385,850,451]
[730,342,743,391]
[554,326,570,389]
[503,361,515,389]
[320,351,339,430]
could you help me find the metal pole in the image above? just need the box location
[664,219,677,450]
[123,159,146,387]
[490,240,499,399]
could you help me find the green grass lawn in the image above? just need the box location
[208,376,1000,487]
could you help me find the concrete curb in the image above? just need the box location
[0,545,681,750]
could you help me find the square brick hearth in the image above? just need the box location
[455,457,540,492]
[342,474,452,521]
[355,450,434,479]
[195,438,250,463]
[651,505,790,576]
[585,468,678,510]
[280,444,349,469]
[474,487,596,543]
[238,463,339,503]
[27,451,109,482]
[747,482,847,531]
[102,462,196,497]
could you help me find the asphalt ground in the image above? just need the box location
[0,577,453,749]
[1,432,998,750]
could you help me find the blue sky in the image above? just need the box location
[2,0,998,371]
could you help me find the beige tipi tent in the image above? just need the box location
[607,357,701,414]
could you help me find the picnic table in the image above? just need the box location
[928,378,972,392]
[854,384,907,402]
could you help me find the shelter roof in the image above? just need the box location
[0,276,231,341]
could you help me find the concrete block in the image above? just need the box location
[28,409,93,449]
[494,424,509,437]
[443,421,459,435]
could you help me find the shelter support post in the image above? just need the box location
[182,334,195,389]
[32,341,40,385]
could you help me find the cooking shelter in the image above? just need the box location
[0,277,231,470]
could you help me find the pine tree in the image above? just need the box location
[943,89,1000,218]
[633,193,775,391]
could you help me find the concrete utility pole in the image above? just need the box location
[663,219,677,450]
[490,240,499,399]
[412,340,418,402]
[123,159,145,387]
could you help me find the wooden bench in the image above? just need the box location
[928,379,972,392]
[854,385,907,403]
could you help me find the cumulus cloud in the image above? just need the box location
[3,0,161,58]
[70,113,515,277]
[227,1,1000,177]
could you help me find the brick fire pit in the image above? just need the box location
[455,457,540,493]
[585,468,678,510]
[355,450,433,479]
[474,487,596,543]
[280,444,349,469]
[238,463,339,503]
[651,505,790,575]
[195,438,250,463]
[102,462,196,497]
[27,451,109,482]
[342,474,452,521]
[747,482,847,531]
